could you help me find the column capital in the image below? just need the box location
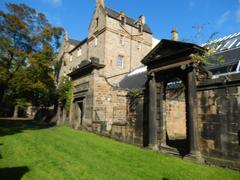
[148,72,155,79]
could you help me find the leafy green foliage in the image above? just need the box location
[0,121,239,179]
[57,77,72,114]
[0,3,64,113]
[190,47,224,66]
[127,88,143,98]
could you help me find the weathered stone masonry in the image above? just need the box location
[197,75,240,168]
[56,0,240,170]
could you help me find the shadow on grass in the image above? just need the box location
[0,143,2,159]
[0,166,29,180]
[0,119,54,137]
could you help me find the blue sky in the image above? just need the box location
[0,0,239,44]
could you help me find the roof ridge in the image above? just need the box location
[104,7,152,34]
[69,38,81,42]
[105,7,137,23]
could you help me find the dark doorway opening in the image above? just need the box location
[78,101,84,127]
[60,106,64,123]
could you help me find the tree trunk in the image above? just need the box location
[13,105,19,118]
[0,87,5,108]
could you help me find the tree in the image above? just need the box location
[0,3,63,115]
[57,76,72,115]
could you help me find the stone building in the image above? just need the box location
[57,0,158,130]
[57,0,240,169]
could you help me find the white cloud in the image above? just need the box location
[43,0,62,7]
[217,10,230,25]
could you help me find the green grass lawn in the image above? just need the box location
[0,120,239,180]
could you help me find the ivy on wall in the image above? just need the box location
[127,88,143,99]
[58,77,72,114]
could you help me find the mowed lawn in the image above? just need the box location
[0,120,239,180]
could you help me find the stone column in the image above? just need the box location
[187,68,201,158]
[148,73,158,150]
[158,81,166,146]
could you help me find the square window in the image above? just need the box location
[77,48,82,56]
[95,37,98,46]
[117,55,124,68]
[138,24,143,33]
[120,35,124,46]
[121,16,125,25]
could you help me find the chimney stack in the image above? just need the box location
[171,27,178,41]
[96,0,104,8]
[139,15,146,25]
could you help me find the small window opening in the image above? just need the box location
[121,16,125,25]
[138,24,143,33]
[77,48,82,56]
[120,35,125,46]
[117,55,124,68]
[96,17,99,28]
[95,37,98,46]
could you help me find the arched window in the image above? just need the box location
[96,17,99,28]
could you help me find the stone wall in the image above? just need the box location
[197,77,240,169]
[110,96,145,146]
[93,73,128,125]
[92,90,145,146]
[120,75,240,169]
[165,88,187,140]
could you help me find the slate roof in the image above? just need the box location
[68,39,81,46]
[105,7,152,34]
[119,66,147,89]
[204,32,240,75]
[69,38,88,53]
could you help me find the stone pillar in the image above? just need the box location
[148,73,158,150]
[159,81,166,146]
[187,68,201,158]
